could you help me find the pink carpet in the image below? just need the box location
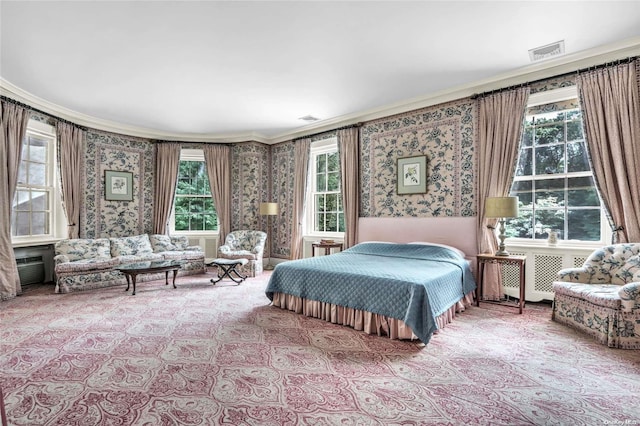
[1,271,639,425]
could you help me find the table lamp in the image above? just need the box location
[260,202,279,270]
[485,196,519,256]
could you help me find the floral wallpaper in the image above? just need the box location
[361,99,476,217]
[83,131,154,238]
[231,142,269,233]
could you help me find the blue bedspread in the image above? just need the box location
[265,242,476,343]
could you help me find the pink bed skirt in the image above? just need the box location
[270,292,475,342]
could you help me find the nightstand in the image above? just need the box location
[311,242,343,256]
[476,253,527,314]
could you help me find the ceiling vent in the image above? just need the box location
[529,40,565,62]
[298,115,320,122]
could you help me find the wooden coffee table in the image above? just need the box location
[117,260,185,295]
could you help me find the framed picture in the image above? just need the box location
[104,170,133,201]
[397,155,427,195]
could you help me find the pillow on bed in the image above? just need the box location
[408,242,466,258]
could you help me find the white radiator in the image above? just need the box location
[187,236,219,259]
[501,246,593,302]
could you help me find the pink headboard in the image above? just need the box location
[357,217,478,259]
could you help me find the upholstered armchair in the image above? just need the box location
[552,243,640,349]
[217,230,267,277]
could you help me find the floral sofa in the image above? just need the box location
[54,234,205,293]
[552,243,640,349]
[217,230,267,277]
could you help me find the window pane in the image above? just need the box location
[327,172,340,191]
[29,163,46,185]
[325,213,337,231]
[515,148,532,176]
[534,145,564,175]
[522,125,533,147]
[535,178,565,207]
[566,120,583,142]
[325,194,338,212]
[32,191,49,210]
[327,152,339,172]
[316,194,325,212]
[31,212,48,235]
[511,181,532,208]
[316,154,326,173]
[316,213,324,232]
[13,190,29,211]
[568,209,600,241]
[13,212,30,236]
[566,141,589,172]
[507,213,533,238]
[28,137,48,162]
[175,214,189,231]
[534,209,565,240]
[316,173,326,192]
[568,177,600,207]
[534,122,564,145]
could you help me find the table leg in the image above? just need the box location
[172,269,178,289]
[164,271,169,285]
[476,261,485,307]
[124,274,131,292]
[519,262,525,314]
[131,274,138,295]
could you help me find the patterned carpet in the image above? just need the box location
[1,271,639,425]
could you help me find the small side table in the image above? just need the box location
[476,253,527,314]
[312,242,343,256]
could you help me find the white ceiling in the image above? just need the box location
[1,1,640,143]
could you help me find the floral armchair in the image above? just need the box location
[217,230,267,277]
[552,243,640,349]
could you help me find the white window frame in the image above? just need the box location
[507,87,611,249]
[305,137,345,238]
[12,119,66,247]
[169,148,218,236]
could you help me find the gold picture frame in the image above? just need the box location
[104,170,133,201]
[397,155,427,195]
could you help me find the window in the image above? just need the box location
[12,120,63,242]
[307,138,344,234]
[172,149,218,232]
[507,88,607,243]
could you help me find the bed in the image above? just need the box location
[265,240,476,344]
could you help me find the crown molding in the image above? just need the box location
[3,36,639,145]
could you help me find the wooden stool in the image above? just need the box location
[209,258,249,285]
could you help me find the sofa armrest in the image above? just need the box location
[54,254,70,266]
[556,267,593,283]
[185,245,202,251]
[218,244,232,255]
[619,282,640,312]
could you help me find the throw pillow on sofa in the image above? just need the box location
[110,234,154,257]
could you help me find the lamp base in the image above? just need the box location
[494,249,510,256]
[264,262,274,270]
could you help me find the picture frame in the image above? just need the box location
[104,170,133,201]
[397,155,427,195]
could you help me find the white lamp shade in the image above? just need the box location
[259,202,279,215]
[485,196,519,218]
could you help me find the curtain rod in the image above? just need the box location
[293,122,362,142]
[470,55,638,100]
[1,95,87,130]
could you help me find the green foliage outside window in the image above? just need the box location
[174,161,218,231]
[508,108,601,241]
[314,151,344,232]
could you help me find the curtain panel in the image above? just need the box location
[204,144,231,244]
[152,142,181,235]
[577,60,640,243]
[337,127,360,249]
[0,101,30,300]
[476,87,530,300]
[290,138,310,260]
[57,122,84,239]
